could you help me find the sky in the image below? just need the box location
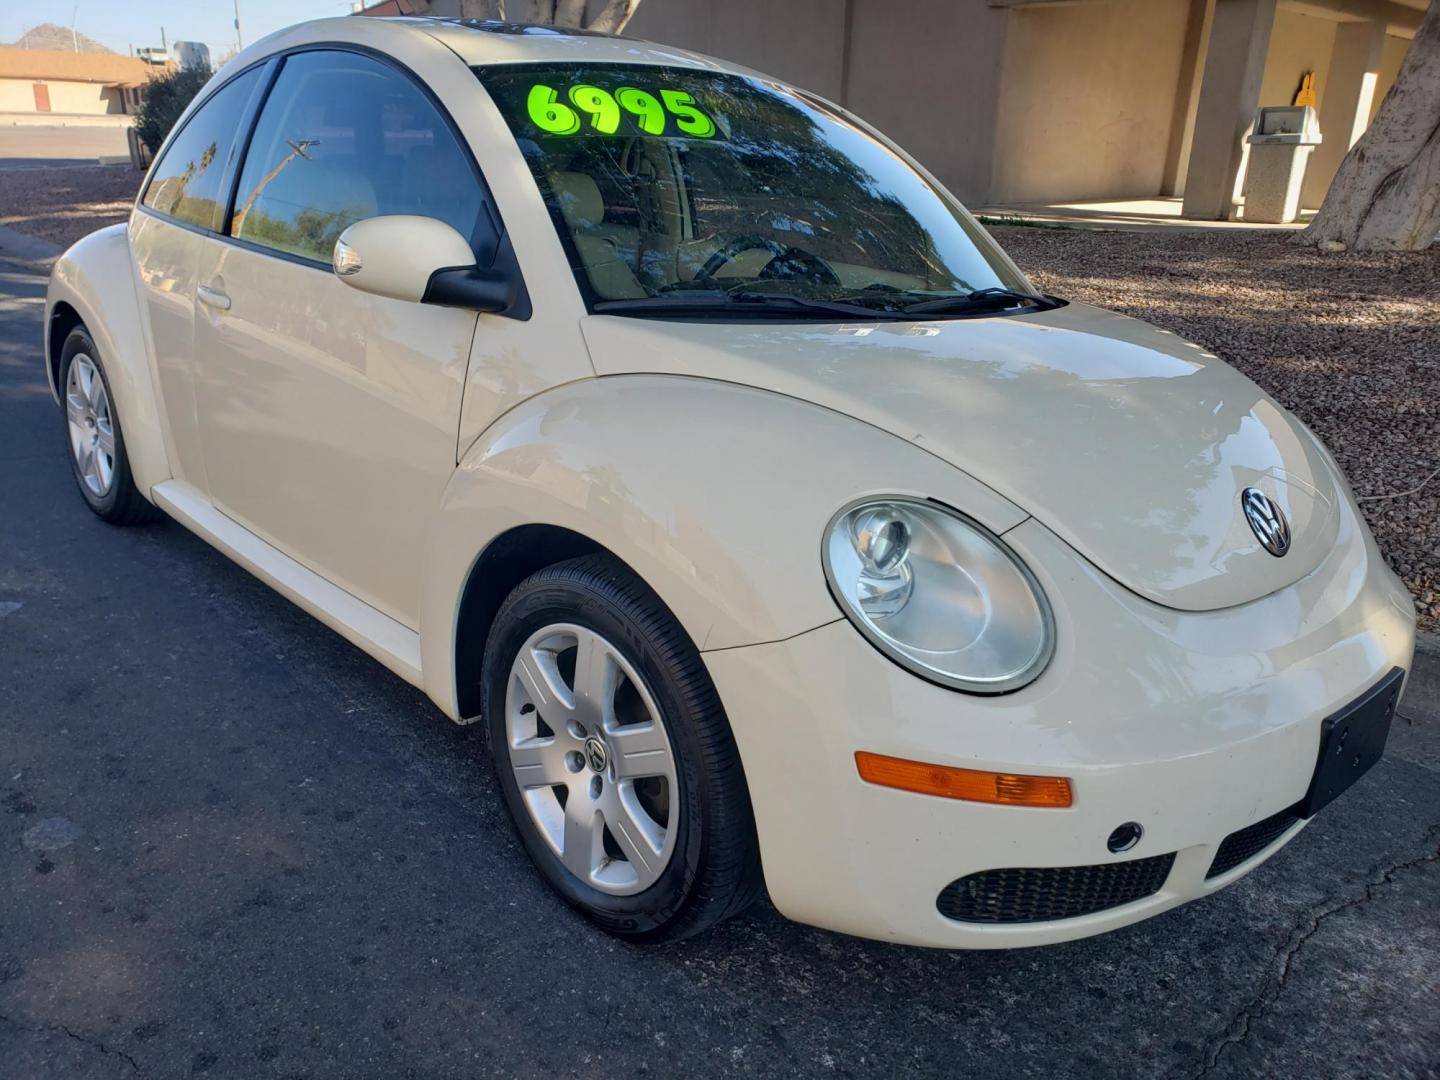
[3,0,360,60]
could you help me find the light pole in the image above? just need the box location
[233,0,244,50]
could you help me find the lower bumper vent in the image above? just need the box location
[936,853,1176,924]
[1206,807,1300,879]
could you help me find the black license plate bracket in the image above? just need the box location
[1298,667,1404,819]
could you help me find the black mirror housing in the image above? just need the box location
[423,229,531,319]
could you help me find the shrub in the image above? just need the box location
[135,64,214,153]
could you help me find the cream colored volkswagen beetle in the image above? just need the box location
[46,16,1416,948]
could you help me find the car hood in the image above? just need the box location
[580,301,1341,612]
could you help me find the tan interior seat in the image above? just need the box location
[552,170,647,299]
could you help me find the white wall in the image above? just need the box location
[0,77,121,114]
[989,0,1194,204]
[1258,10,1337,110]
[0,78,33,112]
[843,0,1012,203]
[625,0,848,100]
[1371,32,1412,122]
[622,0,1012,203]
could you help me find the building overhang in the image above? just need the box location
[988,0,1422,37]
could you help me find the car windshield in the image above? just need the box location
[475,63,1037,318]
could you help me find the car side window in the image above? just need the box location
[141,67,263,231]
[229,50,483,265]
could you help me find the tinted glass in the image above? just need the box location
[141,67,262,230]
[477,64,1028,314]
[231,50,482,263]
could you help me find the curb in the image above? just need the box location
[0,223,62,272]
[1405,642,1440,726]
[1417,631,1440,659]
[0,224,62,272]
[0,112,136,129]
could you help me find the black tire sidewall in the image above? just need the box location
[482,572,714,939]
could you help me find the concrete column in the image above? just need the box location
[1180,0,1277,220]
[1300,19,1387,209]
[1163,0,1213,196]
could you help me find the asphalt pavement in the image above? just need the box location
[1,254,1438,1080]
[0,124,131,170]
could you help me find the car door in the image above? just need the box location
[130,63,267,492]
[191,48,488,629]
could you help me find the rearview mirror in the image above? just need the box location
[332,215,516,314]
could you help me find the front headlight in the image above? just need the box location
[822,497,1054,693]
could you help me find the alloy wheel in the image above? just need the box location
[65,354,115,497]
[504,623,679,896]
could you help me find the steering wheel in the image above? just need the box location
[694,235,841,286]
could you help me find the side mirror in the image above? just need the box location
[332,215,516,314]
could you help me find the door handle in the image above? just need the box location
[197,285,231,311]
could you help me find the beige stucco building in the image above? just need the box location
[625,0,1424,219]
[371,0,1423,220]
[0,47,163,116]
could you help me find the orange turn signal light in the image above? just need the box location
[854,751,1073,808]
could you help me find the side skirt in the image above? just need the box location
[151,480,424,689]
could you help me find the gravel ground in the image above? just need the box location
[0,164,139,248]
[0,167,1433,632]
[994,225,1439,634]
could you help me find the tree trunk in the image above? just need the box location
[554,0,588,27]
[1298,2,1440,251]
[457,0,510,18]
[586,0,641,33]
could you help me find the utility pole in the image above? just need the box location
[70,5,79,52]
[234,0,244,50]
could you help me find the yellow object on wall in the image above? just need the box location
[1294,71,1317,107]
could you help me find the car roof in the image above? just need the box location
[255,16,751,76]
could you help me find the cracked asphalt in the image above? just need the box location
[1,255,1438,1080]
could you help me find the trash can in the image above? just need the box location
[126,126,153,171]
[1242,106,1321,224]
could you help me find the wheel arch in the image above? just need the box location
[46,300,84,396]
[451,523,607,720]
[46,224,171,496]
[419,374,1027,722]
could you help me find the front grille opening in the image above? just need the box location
[1206,806,1300,879]
[936,853,1176,924]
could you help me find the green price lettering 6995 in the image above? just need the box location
[525,83,718,138]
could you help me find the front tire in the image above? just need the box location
[59,327,162,526]
[481,554,762,941]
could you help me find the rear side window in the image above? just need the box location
[229,50,482,264]
[141,67,262,231]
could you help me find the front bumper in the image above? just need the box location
[704,505,1416,949]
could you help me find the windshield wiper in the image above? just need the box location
[593,292,910,321]
[901,287,1060,316]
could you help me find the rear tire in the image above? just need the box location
[59,327,163,526]
[481,553,762,942]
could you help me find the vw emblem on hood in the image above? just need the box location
[1242,488,1291,557]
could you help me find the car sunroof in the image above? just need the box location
[446,19,617,38]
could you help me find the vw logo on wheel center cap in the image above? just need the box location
[1241,487,1291,557]
[583,736,609,773]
